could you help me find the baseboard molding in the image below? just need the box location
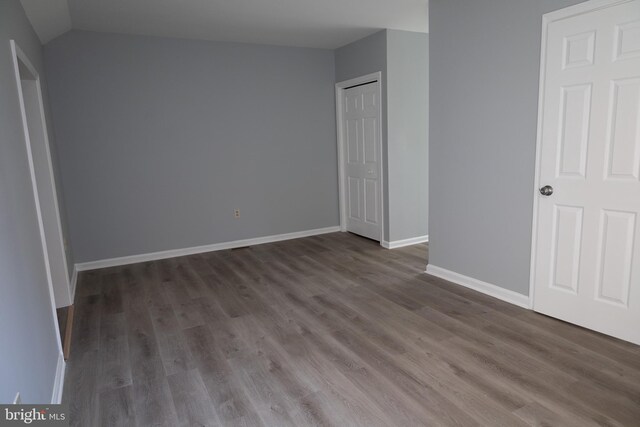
[382,235,429,249]
[69,266,78,302]
[425,264,530,309]
[75,226,341,271]
[51,352,65,404]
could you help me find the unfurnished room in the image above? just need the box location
[1,0,639,425]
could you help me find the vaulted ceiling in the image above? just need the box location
[21,0,428,49]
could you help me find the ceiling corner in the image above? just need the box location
[20,0,72,44]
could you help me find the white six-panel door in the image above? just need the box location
[532,0,640,344]
[342,82,382,241]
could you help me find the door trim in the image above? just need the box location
[528,0,636,309]
[11,40,71,308]
[10,40,66,365]
[335,72,385,244]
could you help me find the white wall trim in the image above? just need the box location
[382,235,428,249]
[76,226,341,271]
[10,40,65,359]
[51,352,65,404]
[426,264,530,309]
[335,72,385,244]
[10,40,72,308]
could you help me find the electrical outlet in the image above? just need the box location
[13,392,21,404]
[234,208,240,218]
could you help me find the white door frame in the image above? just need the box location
[10,39,67,363]
[335,72,385,244]
[528,0,635,308]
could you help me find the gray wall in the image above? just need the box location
[0,0,61,403]
[335,29,428,243]
[334,30,388,91]
[387,30,429,242]
[45,31,339,263]
[429,0,586,295]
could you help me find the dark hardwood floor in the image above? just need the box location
[64,232,640,426]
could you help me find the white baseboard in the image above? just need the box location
[69,266,78,302]
[382,235,429,249]
[425,264,530,309]
[75,226,341,271]
[51,352,65,404]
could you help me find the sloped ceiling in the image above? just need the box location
[23,0,428,48]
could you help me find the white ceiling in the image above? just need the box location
[22,0,428,48]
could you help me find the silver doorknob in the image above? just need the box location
[539,185,554,196]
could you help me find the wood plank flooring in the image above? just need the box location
[64,232,640,426]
